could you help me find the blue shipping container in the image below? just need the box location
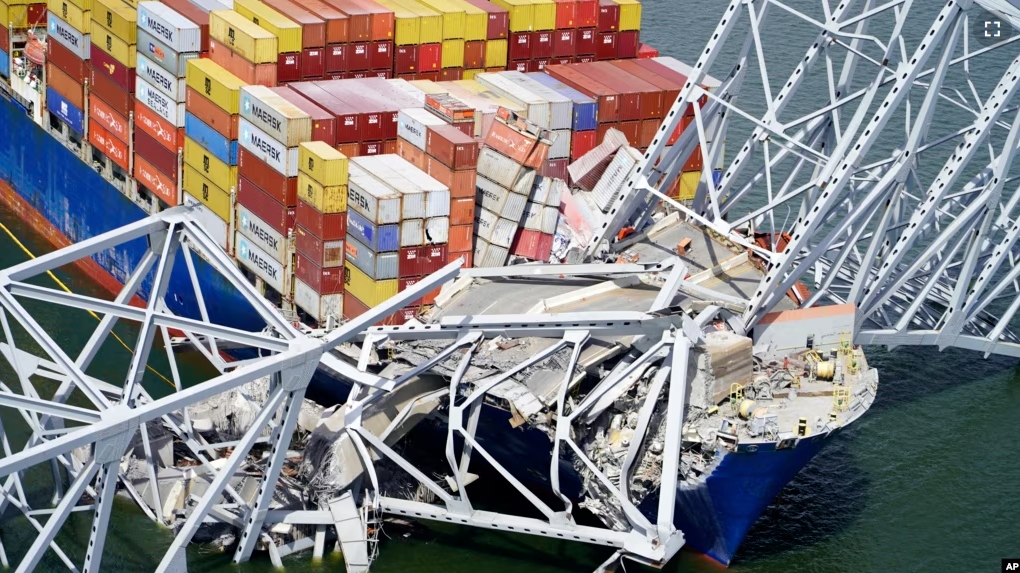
[46,87,85,135]
[527,72,598,132]
[0,49,9,79]
[346,209,400,254]
[184,113,238,166]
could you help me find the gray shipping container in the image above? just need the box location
[474,237,510,268]
[400,219,424,247]
[345,235,400,280]
[476,72,552,129]
[592,146,643,211]
[137,29,198,78]
[348,165,404,225]
[499,71,573,130]
[240,85,313,148]
[138,2,203,53]
[477,148,535,195]
[424,216,449,244]
[477,176,527,221]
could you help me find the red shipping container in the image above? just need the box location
[295,199,347,240]
[633,59,708,116]
[135,155,180,206]
[296,225,344,268]
[286,82,361,143]
[26,3,45,25]
[610,59,681,108]
[637,43,658,59]
[0,25,7,53]
[239,148,298,206]
[420,244,448,275]
[552,29,575,58]
[538,158,568,179]
[545,63,618,122]
[419,43,441,71]
[596,31,617,60]
[576,27,596,55]
[299,0,351,44]
[162,0,212,52]
[552,57,571,65]
[303,47,326,78]
[89,121,129,171]
[576,0,597,27]
[588,61,664,119]
[351,69,390,79]
[383,139,397,154]
[135,130,179,181]
[553,0,577,28]
[360,140,383,156]
[509,32,531,61]
[186,87,240,140]
[439,67,462,81]
[90,96,130,145]
[484,119,537,164]
[326,44,348,72]
[89,65,131,116]
[426,156,476,199]
[449,224,473,252]
[450,197,474,226]
[532,31,553,59]
[327,0,371,41]
[426,124,478,169]
[278,53,303,83]
[261,0,328,48]
[418,71,441,81]
[314,80,390,140]
[348,42,371,71]
[571,129,596,159]
[395,45,418,73]
[639,118,657,149]
[398,246,421,278]
[512,228,547,260]
[90,43,135,93]
[296,252,344,294]
[508,60,528,73]
[237,176,297,236]
[533,59,549,72]
[464,41,485,69]
[448,250,472,269]
[371,40,393,70]
[136,99,185,151]
[358,0,395,42]
[397,136,427,169]
[338,142,359,157]
[597,0,618,31]
[617,120,640,146]
[618,30,639,59]
[461,0,508,39]
[46,38,86,83]
[575,55,595,64]
[398,277,439,306]
[209,38,279,87]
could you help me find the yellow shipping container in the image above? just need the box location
[529,0,554,31]
[414,0,463,40]
[408,79,443,94]
[0,2,6,27]
[463,68,482,80]
[184,137,238,193]
[613,0,640,31]
[345,262,398,308]
[233,0,302,54]
[299,141,349,187]
[184,165,232,221]
[185,59,247,114]
[4,0,27,7]
[677,171,699,201]
[92,22,136,67]
[394,0,442,44]
[91,0,136,43]
[63,0,92,13]
[454,0,486,41]
[48,0,89,31]
[2,3,28,28]
[373,0,420,46]
[441,38,463,68]
[298,174,347,214]
[209,10,279,64]
[484,39,507,68]
[491,0,532,32]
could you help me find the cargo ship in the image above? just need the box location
[0,0,871,566]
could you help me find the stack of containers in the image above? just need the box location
[88,0,137,175]
[183,57,246,240]
[460,0,507,71]
[511,175,563,261]
[286,0,347,80]
[491,0,557,73]
[525,70,597,160]
[326,0,394,80]
[450,0,485,78]
[373,0,441,80]
[260,0,329,82]
[232,0,304,83]
[133,1,203,207]
[45,2,91,139]
[475,70,572,168]
[293,141,348,323]
[234,84,313,296]
[415,0,464,81]
[208,8,279,86]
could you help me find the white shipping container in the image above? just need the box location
[477,148,534,195]
[136,78,187,127]
[48,14,90,61]
[424,217,449,244]
[138,29,198,78]
[183,193,228,249]
[548,178,567,208]
[294,278,343,324]
[476,72,551,129]
[400,219,424,247]
[235,233,286,293]
[477,176,527,221]
[490,216,518,248]
[236,204,287,262]
[522,201,542,232]
[475,237,509,268]
[240,85,313,148]
[239,118,300,177]
[348,165,403,224]
[387,78,427,104]
[137,53,188,102]
[549,129,571,160]
[592,146,643,211]
[190,0,232,10]
[475,208,499,242]
[539,205,559,235]
[529,176,551,205]
[138,2,203,53]
[353,156,428,219]
[425,188,450,218]
[398,108,445,151]
[500,71,573,130]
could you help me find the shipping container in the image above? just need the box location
[484,38,507,67]
[3,4,27,29]
[46,86,85,134]
[474,208,517,247]
[480,143,537,188]
[232,0,302,53]
[347,164,402,224]
[184,163,232,220]
[424,216,449,243]
[46,37,86,83]
[184,135,239,190]
[544,63,620,122]
[394,44,417,73]
[277,52,301,82]
[162,0,213,52]
[185,86,239,140]
[183,194,230,248]
[138,53,187,101]
[448,222,472,251]
[239,117,300,176]
[396,134,426,169]
[296,0,349,45]
[136,154,180,205]
[47,63,84,110]
[138,2,202,53]
[449,196,474,226]
[47,0,88,33]
[460,39,484,69]
[352,0,395,42]
[525,71,596,130]
[185,58,245,114]
[298,172,347,213]
[92,0,137,43]
[237,175,297,235]
[235,232,287,293]
[346,235,399,280]
[455,0,485,41]
[416,0,463,40]
[295,198,347,239]
[91,27,135,72]
[424,123,477,169]
[138,29,199,79]
[273,86,338,145]
[416,42,439,71]
[285,82,362,143]
[238,147,297,205]
[397,276,434,306]
[90,44,134,95]
[397,0,441,43]
[295,225,344,266]
[208,9,279,64]
[239,85,312,147]
[476,71,551,126]
[302,46,325,78]
[439,65,461,81]
[298,140,349,185]
[293,278,343,323]
[490,0,531,32]
[476,175,527,220]
[399,220,423,248]
[440,38,463,68]
[185,112,238,165]
[397,107,445,150]
[208,38,278,86]
[596,0,616,31]
[472,236,507,267]
[237,202,289,261]
[574,26,595,55]
[261,0,327,49]
[347,208,399,252]
[375,0,418,45]
[425,155,474,198]
[137,129,179,179]
[531,30,553,58]
[344,261,397,307]
[508,30,529,61]
[448,248,472,268]
[521,200,557,233]
[570,128,595,159]
[552,0,575,27]
[136,98,185,149]
[88,120,129,169]
[585,61,660,119]
[48,13,91,60]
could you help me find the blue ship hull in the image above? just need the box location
[0,94,834,566]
